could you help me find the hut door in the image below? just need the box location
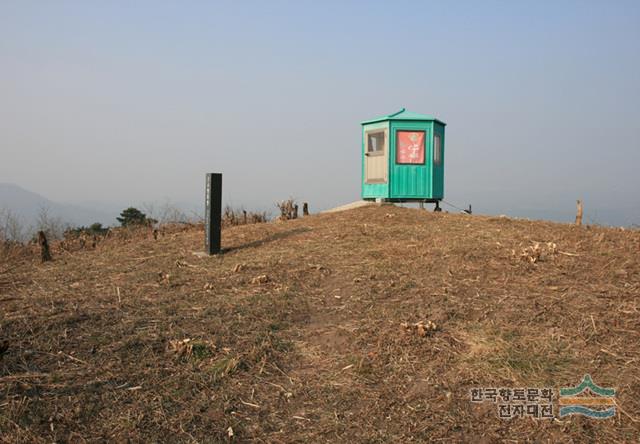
[390,128,429,198]
[365,129,388,183]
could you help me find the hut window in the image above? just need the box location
[396,131,425,164]
[434,134,442,166]
[367,131,385,156]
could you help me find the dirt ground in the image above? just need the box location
[1,206,639,442]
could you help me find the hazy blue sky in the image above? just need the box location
[1,1,639,225]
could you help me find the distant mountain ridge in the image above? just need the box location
[0,183,116,229]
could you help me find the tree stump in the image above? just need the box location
[38,231,52,262]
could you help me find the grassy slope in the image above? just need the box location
[1,206,639,442]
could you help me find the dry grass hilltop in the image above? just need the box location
[1,206,639,442]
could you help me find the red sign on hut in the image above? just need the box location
[396,131,425,164]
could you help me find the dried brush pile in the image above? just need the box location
[276,198,298,220]
[222,206,268,227]
[0,239,31,265]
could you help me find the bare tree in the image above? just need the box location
[143,199,189,225]
[0,207,27,242]
[141,201,157,221]
[158,200,189,224]
[35,205,67,240]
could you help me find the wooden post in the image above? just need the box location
[287,201,294,219]
[243,210,247,225]
[205,173,222,255]
[575,200,583,226]
[38,231,52,262]
[303,202,309,216]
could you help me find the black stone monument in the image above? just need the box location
[205,173,222,255]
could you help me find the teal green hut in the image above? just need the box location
[361,109,446,206]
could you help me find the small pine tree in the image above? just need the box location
[89,222,108,234]
[117,207,148,227]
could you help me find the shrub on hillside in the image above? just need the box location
[117,207,156,227]
[65,222,109,237]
